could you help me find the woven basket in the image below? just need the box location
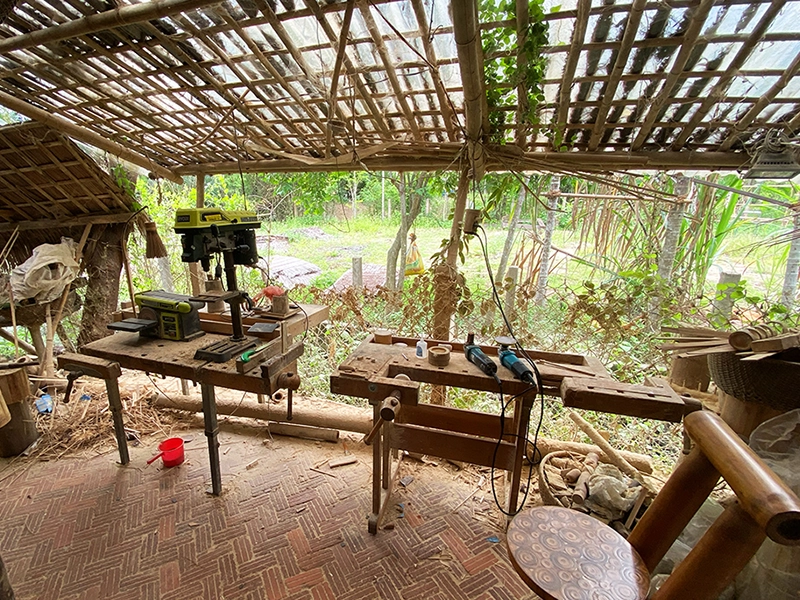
[707,352,800,411]
[538,451,581,507]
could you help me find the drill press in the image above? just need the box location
[175,208,261,361]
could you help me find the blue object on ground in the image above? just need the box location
[35,394,53,414]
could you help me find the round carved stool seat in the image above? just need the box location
[507,506,650,600]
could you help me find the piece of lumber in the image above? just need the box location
[153,393,372,433]
[750,332,800,353]
[267,422,339,442]
[561,376,686,422]
[570,451,599,505]
[568,410,656,496]
[534,438,653,474]
[329,455,358,468]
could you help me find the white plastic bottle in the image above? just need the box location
[416,336,428,359]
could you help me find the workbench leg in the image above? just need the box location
[201,383,222,496]
[105,376,130,465]
[382,422,392,490]
[507,394,534,516]
[368,403,381,534]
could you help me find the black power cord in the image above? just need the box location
[471,224,547,516]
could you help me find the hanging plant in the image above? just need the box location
[480,0,549,143]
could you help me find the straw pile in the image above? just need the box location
[28,378,189,460]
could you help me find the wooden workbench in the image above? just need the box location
[75,302,329,496]
[330,335,612,533]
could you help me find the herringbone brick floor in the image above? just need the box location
[0,423,537,599]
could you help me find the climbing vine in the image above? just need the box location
[480,0,549,143]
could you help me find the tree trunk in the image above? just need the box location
[78,223,128,346]
[495,180,526,284]
[657,176,691,281]
[651,176,691,326]
[433,167,470,341]
[534,176,559,305]
[385,173,423,289]
[780,210,800,308]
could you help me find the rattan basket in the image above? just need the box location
[707,352,800,411]
[538,451,582,507]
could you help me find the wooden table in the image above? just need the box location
[74,303,329,496]
[507,506,650,600]
[330,335,611,533]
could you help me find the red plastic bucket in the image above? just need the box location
[152,437,184,467]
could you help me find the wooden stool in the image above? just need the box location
[508,506,649,600]
[507,411,800,600]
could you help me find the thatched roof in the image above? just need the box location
[0,121,135,261]
[0,0,798,181]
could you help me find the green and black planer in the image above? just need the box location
[108,290,205,341]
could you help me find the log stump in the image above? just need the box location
[0,368,38,457]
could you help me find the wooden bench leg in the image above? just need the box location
[201,383,222,496]
[106,377,129,465]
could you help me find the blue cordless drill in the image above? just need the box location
[496,336,536,384]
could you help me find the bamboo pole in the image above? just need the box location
[553,0,590,148]
[325,0,356,157]
[631,0,715,151]
[0,91,182,184]
[0,0,221,53]
[671,0,788,150]
[587,0,647,151]
[410,0,457,142]
[358,0,421,140]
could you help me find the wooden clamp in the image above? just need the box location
[363,374,410,446]
[57,352,121,380]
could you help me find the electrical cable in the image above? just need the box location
[471,223,548,516]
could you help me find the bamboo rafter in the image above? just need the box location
[671,0,789,150]
[0,0,795,175]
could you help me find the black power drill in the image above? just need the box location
[464,333,498,378]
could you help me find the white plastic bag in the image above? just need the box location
[735,409,800,600]
[10,238,78,303]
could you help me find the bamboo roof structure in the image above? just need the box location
[0,0,797,183]
[0,121,136,261]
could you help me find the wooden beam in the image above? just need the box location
[718,52,800,151]
[0,213,133,233]
[0,91,182,184]
[325,0,356,157]
[587,0,647,151]
[671,0,788,150]
[0,0,221,54]
[175,148,750,174]
[631,0,712,150]
[302,0,391,138]
[553,0,590,150]
[515,0,530,148]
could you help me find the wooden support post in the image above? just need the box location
[712,272,741,321]
[201,383,222,496]
[352,257,363,290]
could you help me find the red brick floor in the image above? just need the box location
[0,423,537,599]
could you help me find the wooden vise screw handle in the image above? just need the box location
[363,392,402,446]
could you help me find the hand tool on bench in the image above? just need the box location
[464,333,498,379]
[363,373,411,445]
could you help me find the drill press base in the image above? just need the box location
[194,338,257,363]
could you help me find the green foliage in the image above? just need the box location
[481,0,549,142]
